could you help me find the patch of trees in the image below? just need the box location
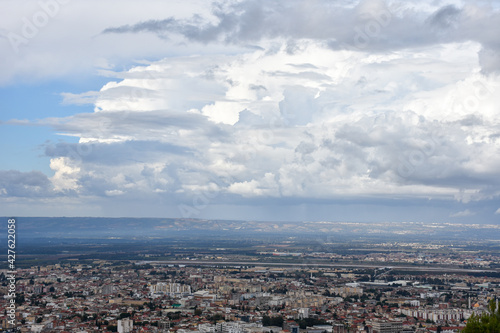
[296,318,328,329]
[262,316,284,327]
[464,300,500,332]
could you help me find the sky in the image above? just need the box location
[1,0,500,223]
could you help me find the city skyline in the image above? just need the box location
[1,0,500,222]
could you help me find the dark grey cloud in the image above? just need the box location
[101,0,371,44]
[43,110,231,143]
[427,5,461,29]
[0,170,54,197]
[249,84,267,91]
[101,0,500,72]
[457,114,484,127]
[331,110,500,193]
[102,18,177,35]
[44,140,194,166]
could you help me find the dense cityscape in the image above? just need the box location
[2,218,500,332]
[2,245,499,332]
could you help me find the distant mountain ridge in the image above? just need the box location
[2,217,499,241]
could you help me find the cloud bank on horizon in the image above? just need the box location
[1,0,500,221]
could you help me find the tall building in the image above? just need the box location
[158,320,170,333]
[371,321,403,333]
[101,284,114,295]
[118,317,133,333]
[298,307,309,319]
[150,282,192,296]
[332,323,347,333]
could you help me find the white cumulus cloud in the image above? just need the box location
[43,39,500,210]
